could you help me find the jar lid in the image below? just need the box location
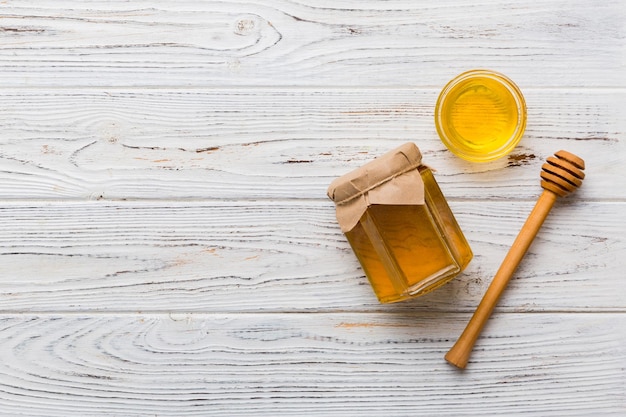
[327,142,425,232]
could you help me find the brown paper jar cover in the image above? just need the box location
[327,142,473,303]
[327,142,425,233]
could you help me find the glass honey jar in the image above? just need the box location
[327,143,472,303]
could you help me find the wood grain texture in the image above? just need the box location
[0,88,622,200]
[0,313,623,417]
[0,200,622,313]
[0,0,624,87]
[0,1,624,415]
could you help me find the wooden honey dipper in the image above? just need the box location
[445,150,585,369]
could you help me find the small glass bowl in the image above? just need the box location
[434,69,527,163]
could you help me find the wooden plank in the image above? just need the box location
[0,1,624,87]
[0,313,623,416]
[0,88,622,200]
[0,200,622,313]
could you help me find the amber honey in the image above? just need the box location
[327,143,473,304]
[344,167,472,303]
[435,70,527,163]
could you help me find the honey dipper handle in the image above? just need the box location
[445,190,557,369]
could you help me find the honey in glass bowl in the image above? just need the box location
[435,69,527,163]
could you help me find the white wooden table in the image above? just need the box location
[0,1,624,415]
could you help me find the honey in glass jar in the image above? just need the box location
[327,143,472,303]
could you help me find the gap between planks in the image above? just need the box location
[0,310,624,316]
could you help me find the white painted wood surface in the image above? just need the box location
[0,1,624,415]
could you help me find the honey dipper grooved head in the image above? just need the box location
[540,150,585,197]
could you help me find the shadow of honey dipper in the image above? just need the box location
[445,150,586,369]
